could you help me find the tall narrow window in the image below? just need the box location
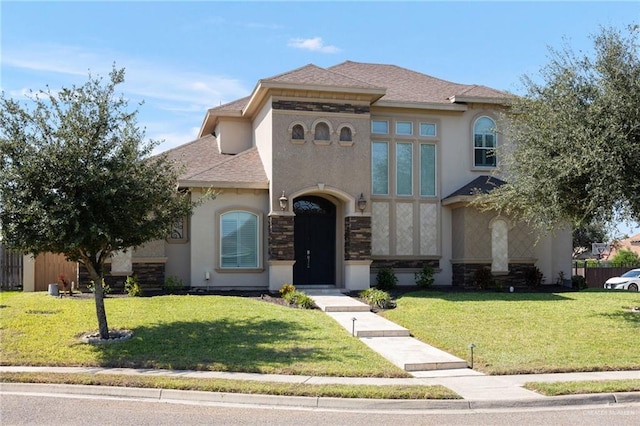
[396,143,413,196]
[314,122,330,140]
[420,144,436,196]
[372,142,389,195]
[220,211,258,268]
[474,117,497,167]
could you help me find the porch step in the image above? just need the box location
[306,291,371,312]
[360,337,469,372]
[325,311,411,337]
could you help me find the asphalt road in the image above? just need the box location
[1,393,639,426]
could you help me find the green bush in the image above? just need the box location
[359,288,395,309]
[87,279,111,295]
[163,276,185,294]
[473,267,493,290]
[124,275,143,297]
[283,290,316,309]
[414,265,434,288]
[572,275,588,290]
[279,283,296,296]
[376,268,398,290]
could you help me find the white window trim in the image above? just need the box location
[472,115,498,169]
[216,208,263,271]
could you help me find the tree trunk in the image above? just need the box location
[84,261,110,339]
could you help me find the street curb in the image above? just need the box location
[2,382,639,410]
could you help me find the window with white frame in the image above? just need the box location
[372,120,389,134]
[396,143,413,196]
[420,144,436,196]
[419,122,437,137]
[396,121,413,136]
[474,117,497,167]
[220,211,259,268]
[372,141,389,195]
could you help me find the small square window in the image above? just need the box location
[396,121,413,136]
[372,120,389,134]
[420,123,436,137]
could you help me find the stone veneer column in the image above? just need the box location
[344,215,372,291]
[268,214,295,292]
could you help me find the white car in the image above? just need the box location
[603,269,640,292]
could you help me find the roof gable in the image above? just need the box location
[442,175,506,205]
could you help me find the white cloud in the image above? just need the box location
[288,37,341,54]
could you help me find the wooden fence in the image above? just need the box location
[33,252,78,292]
[573,262,640,288]
[0,244,23,289]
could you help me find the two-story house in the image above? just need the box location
[117,61,571,292]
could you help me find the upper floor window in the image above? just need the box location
[396,121,413,136]
[474,117,497,168]
[396,143,413,196]
[292,124,305,140]
[372,120,389,134]
[314,122,330,140]
[339,126,352,142]
[371,141,389,195]
[420,122,437,137]
[220,211,259,269]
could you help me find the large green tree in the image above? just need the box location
[480,25,640,230]
[0,67,196,339]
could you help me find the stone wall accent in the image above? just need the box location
[371,259,439,270]
[269,215,294,260]
[79,262,165,291]
[272,100,370,115]
[452,262,536,288]
[345,216,371,260]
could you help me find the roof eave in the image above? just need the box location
[449,95,511,105]
[197,109,244,139]
[373,100,468,111]
[178,180,269,189]
[441,195,476,207]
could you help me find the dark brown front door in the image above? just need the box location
[293,196,336,285]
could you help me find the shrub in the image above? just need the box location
[376,268,398,290]
[283,290,316,309]
[473,267,493,290]
[572,275,588,290]
[124,275,143,297]
[414,265,434,288]
[279,283,296,296]
[87,279,111,295]
[359,288,395,309]
[163,276,185,294]
[524,266,544,288]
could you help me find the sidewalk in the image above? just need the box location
[1,366,639,410]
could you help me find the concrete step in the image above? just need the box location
[360,337,469,372]
[326,311,411,337]
[307,293,371,312]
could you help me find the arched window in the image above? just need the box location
[339,126,352,142]
[474,117,497,167]
[220,211,259,268]
[292,124,305,140]
[314,122,330,141]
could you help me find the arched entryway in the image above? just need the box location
[293,195,336,285]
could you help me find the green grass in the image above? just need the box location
[524,379,640,396]
[0,372,460,399]
[382,290,640,375]
[0,292,408,377]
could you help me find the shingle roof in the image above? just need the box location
[329,61,510,104]
[163,135,268,187]
[443,175,506,200]
[262,63,383,90]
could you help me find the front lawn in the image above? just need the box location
[382,290,640,375]
[0,292,408,377]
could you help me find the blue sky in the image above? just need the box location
[1,1,638,236]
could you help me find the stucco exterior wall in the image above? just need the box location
[216,119,253,154]
[189,187,270,289]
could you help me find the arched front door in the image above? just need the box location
[293,196,336,285]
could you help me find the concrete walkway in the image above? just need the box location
[307,290,468,372]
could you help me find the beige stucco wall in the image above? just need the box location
[189,187,270,289]
[269,100,372,213]
[133,239,165,258]
[216,119,253,154]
